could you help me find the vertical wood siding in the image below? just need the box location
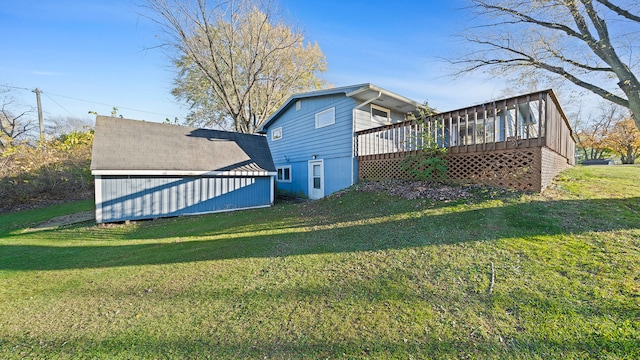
[97,176,272,223]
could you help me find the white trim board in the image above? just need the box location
[94,175,103,223]
[92,170,278,177]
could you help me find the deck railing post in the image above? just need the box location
[502,99,507,143]
[473,107,478,146]
[465,109,469,147]
[513,97,519,145]
[483,105,487,150]
[537,92,543,147]
[440,115,444,148]
[525,94,531,147]
[492,102,497,143]
[545,93,551,149]
[456,110,461,152]
[448,112,453,147]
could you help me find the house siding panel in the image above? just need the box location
[323,156,354,195]
[354,103,408,132]
[97,175,272,223]
[266,94,357,198]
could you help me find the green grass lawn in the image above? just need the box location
[1,165,639,359]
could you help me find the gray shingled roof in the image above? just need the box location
[90,116,275,174]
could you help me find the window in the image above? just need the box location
[315,107,335,128]
[276,166,291,182]
[296,100,301,111]
[371,104,390,124]
[271,127,282,141]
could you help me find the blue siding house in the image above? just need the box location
[258,84,422,199]
[91,116,276,223]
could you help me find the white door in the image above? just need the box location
[308,160,324,200]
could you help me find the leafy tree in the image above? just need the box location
[575,127,611,161]
[147,0,327,133]
[455,0,640,129]
[605,118,640,164]
[573,102,620,160]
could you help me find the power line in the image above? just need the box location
[45,91,177,118]
[2,84,32,92]
[43,93,78,118]
[3,83,180,119]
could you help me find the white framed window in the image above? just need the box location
[315,107,335,128]
[271,126,282,141]
[296,100,301,111]
[276,166,291,182]
[371,104,390,124]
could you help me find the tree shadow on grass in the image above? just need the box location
[0,196,638,271]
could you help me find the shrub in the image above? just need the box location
[0,130,94,211]
[401,111,449,182]
[402,145,448,182]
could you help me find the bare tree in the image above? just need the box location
[454,0,640,128]
[0,87,36,150]
[45,116,94,138]
[146,0,327,133]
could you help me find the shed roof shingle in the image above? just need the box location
[90,116,275,174]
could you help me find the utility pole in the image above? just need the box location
[33,88,44,141]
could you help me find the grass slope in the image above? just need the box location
[0,166,638,359]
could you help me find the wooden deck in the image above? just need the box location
[355,90,575,191]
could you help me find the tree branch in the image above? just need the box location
[595,0,640,23]
[472,1,585,40]
[456,37,630,108]
[542,39,614,72]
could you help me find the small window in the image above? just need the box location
[371,104,390,124]
[276,166,291,182]
[315,107,335,128]
[296,100,301,111]
[271,127,282,141]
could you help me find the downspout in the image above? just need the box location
[351,91,382,185]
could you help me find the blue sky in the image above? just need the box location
[1,0,509,126]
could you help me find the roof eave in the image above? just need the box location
[258,84,371,132]
[346,84,425,110]
[92,170,277,177]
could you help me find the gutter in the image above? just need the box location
[91,170,277,177]
[346,84,424,110]
[351,91,382,185]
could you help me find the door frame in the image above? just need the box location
[308,159,324,200]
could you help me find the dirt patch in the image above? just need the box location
[355,180,474,201]
[340,179,521,202]
[23,210,95,232]
[0,193,93,214]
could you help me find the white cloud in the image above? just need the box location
[31,70,66,76]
